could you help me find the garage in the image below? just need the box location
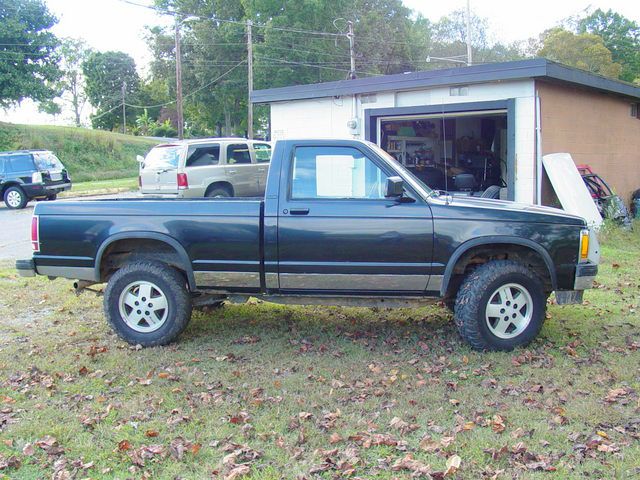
[252,59,640,206]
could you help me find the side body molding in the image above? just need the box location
[94,232,196,290]
[440,236,557,296]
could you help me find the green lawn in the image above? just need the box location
[0,226,638,478]
[60,177,138,197]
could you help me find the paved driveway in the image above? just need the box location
[0,192,138,262]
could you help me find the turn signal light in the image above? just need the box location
[31,215,40,252]
[177,173,188,189]
[580,230,589,260]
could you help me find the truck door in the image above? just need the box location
[276,144,434,294]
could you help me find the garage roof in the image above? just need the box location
[251,58,640,104]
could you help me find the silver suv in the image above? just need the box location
[138,138,271,198]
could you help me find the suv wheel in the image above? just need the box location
[46,194,57,201]
[104,261,192,347]
[4,186,28,209]
[206,186,231,198]
[454,260,546,351]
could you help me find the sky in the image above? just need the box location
[2,0,639,126]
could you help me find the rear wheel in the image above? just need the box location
[206,186,231,198]
[104,261,192,346]
[4,186,28,209]
[454,260,546,351]
[46,194,57,201]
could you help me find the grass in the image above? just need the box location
[59,177,138,198]
[0,227,638,478]
[0,122,160,182]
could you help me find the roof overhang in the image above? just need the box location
[251,58,640,104]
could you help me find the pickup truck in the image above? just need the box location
[16,139,599,351]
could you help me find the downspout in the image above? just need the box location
[535,91,542,205]
[352,94,358,138]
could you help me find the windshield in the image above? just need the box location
[366,142,434,198]
[144,145,181,170]
[33,152,64,171]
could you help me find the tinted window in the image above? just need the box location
[6,154,35,173]
[186,144,220,167]
[291,146,389,200]
[226,144,252,165]
[253,143,271,163]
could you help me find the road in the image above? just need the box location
[0,192,138,262]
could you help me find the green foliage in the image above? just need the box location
[0,121,159,181]
[539,28,623,78]
[150,119,177,138]
[0,0,61,107]
[577,9,640,83]
[82,51,141,130]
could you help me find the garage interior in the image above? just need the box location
[378,110,508,197]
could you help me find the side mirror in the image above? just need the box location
[384,176,404,198]
[136,155,145,169]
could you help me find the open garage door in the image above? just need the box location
[364,100,515,200]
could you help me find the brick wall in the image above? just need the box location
[537,80,640,206]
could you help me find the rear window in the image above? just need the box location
[144,145,181,169]
[4,154,35,173]
[33,152,64,171]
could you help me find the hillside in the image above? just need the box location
[0,122,161,182]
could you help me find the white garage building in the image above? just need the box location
[251,59,640,205]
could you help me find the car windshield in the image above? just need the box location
[366,142,434,198]
[33,152,64,171]
[144,145,181,169]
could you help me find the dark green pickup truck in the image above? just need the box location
[16,139,599,351]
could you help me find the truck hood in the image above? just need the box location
[430,194,587,226]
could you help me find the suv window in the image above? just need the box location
[291,146,389,200]
[186,144,220,167]
[6,154,35,173]
[253,143,271,163]
[226,144,252,165]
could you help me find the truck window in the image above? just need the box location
[6,154,35,173]
[227,144,252,165]
[253,143,271,163]
[291,146,389,200]
[186,144,220,167]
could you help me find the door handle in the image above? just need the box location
[289,208,309,215]
[228,169,237,174]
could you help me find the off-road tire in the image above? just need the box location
[206,186,231,198]
[104,261,192,347]
[4,186,28,209]
[454,260,546,351]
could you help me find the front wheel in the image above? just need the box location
[104,261,192,346]
[454,260,546,351]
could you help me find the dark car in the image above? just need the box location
[0,150,72,209]
[15,139,599,351]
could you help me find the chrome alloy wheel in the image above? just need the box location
[118,281,169,333]
[6,190,22,207]
[485,283,533,339]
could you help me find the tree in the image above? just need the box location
[82,51,141,130]
[0,0,61,107]
[538,28,623,79]
[577,9,640,83]
[39,38,91,125]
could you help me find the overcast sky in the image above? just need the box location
[2,0,639,125]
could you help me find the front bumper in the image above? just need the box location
[555,262,598,305]
[16,259,36,277]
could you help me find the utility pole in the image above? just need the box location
[175,19,184,140]
[347,20,356,79]
[121,81,126,134]
[465,0,473,66]
[246,19,253,139]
